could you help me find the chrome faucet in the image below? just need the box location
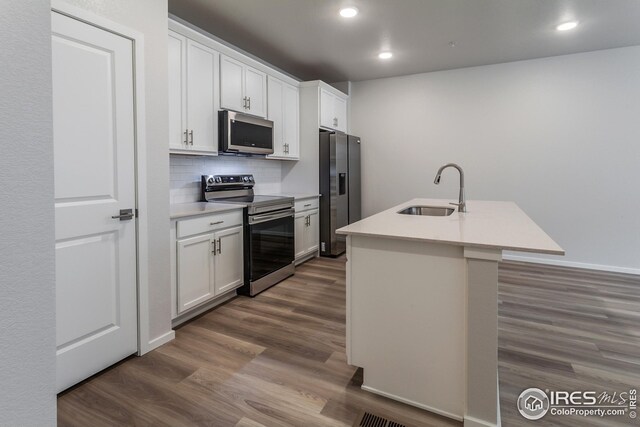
[434,163,466,213]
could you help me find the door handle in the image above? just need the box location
[112,209,134,221]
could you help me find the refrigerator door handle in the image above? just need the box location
[338,173,347,195]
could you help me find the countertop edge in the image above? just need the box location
[169,203,245,220]
[338,229,565,256]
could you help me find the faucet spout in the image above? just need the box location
[433,163,466,213]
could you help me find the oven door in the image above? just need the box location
[247,208,294,281]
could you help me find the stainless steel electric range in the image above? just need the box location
[202,174,295,296]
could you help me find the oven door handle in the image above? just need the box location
[249,208,294,225]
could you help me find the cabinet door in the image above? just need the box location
[244,66,267,118]
[334,95,347,132]
[294,212,307,258]
[283,83,299,158]
[267,76,284,157]
[214,226,244,294]
[168,31,187,150]
[220,55,244,112]
[177,234,215,314]
[305,209,319,254]
[319,88,335,129]
[187,40,217,153]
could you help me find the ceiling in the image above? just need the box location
[168,0,640,82]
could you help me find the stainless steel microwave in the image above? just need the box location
[219,110,274,155]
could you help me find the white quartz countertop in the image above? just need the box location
[337,198,564,255]
[170,202,245,220]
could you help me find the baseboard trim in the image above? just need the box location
[145,330,175,354]
[502,254,640,276]
[360,385,463,422]
[464,415,499,427]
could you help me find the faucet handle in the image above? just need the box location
[449,202,467,213]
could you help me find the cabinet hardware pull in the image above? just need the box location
[211,239,217,255]
[303,203,311,207]
[210,220,224,225]
[247,97,251,110]
[188,130,194,145]
[184,129,188,145]
[217,238,222,254]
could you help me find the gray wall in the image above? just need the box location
[0,1,56,424]
[351,46,640,272]
[65,0,172,341]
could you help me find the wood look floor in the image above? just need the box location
[57,256,458,427]
[498,262,640,427]
[57,257,640,427]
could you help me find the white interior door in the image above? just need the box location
[52,12,138,392]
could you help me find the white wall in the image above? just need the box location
[64,0,172,342]
[0,1,56,424]
[170,155,283,203]
[351,46,640,272]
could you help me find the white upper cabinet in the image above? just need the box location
[244,67,267,118]
[334,95,347,132]
[267,76,299,160]
[283,83,300,158]
[319,86,348,132]
[168,31,187,151]
[168,30,218,154]
[220,54,267,118]
[220,55,244,112]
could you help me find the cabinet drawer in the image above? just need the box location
[177,210,243,238]
[295,197,319,212]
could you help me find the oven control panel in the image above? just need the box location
[203,174,254,187]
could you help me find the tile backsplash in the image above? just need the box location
[170,155,282,204]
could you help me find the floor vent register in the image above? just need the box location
[353,410,408,427]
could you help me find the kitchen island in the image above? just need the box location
[336,199,564,427]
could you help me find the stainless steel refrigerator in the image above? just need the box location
[319,131,361,257]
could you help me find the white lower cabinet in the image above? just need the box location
[174,211,244,316]
[214,225,244,294]
[177,234,215,313]
[294,197,319,263]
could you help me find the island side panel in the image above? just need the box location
[464,247,502,427]
[348,234,466,420]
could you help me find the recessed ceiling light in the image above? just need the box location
[378,52,393,60]
[339,7,358,18]
[556,21,579,31]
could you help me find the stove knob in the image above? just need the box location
[215,176,222,183]
[248,176,253,182]
[207,177,214,185]
[243,176,249,182]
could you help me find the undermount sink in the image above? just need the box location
[398,205,455,217]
